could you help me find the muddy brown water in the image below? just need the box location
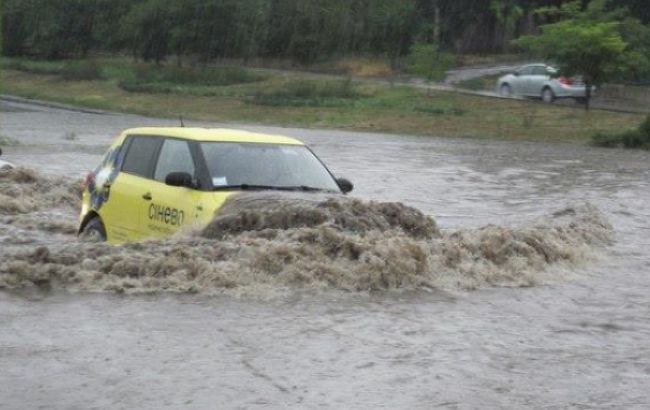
[1,99,649,409]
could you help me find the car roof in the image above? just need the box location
[120,127,304,145]
[520,63,557,69]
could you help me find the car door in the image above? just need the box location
[143,138,207,238]
[528,65,551,97]
[514,66,534,95]
[99,135,161,242]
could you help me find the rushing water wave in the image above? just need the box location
[0,167,613,294]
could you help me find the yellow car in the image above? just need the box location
[79,127,353,243]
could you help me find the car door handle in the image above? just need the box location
[142,192,152,201]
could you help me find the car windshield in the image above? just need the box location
[199,142,340,191]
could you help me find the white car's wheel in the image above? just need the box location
[541,88,555,103]
[499,84,512,97]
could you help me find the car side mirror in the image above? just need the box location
[512,71,520,77]
[336,177,353,194]
[165,172,194,188]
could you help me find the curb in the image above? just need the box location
[0,94,117,115]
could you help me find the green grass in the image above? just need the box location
[0,58,65,75]
[1,57,644,144]
[591,114,650,149]
[60,60,101,81]
[118,64,264,93]
[1,57,262,88]
[250,80,361,107]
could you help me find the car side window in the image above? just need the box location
[519,67,533,75]
[154,139,196,182]
[532,66,548,75]
[121,136,161,178]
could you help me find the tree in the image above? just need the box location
[407,43,455,85]
[514,0,648,109]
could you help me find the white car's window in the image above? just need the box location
[154,139,196,182]
[122,136,160,178]
[519,66,534,75]
[532,66,548,75]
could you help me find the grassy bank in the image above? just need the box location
[1,57,643,143]
[591,114,650,149]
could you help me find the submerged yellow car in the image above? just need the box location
[79,127,352,243]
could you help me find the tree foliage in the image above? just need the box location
[514,0,650,108]
[516,20,627,84]
[2,0,650,75]
[407,44,455,82]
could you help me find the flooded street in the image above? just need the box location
[1,98,649,409]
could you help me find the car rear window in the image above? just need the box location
[121,136,161,178]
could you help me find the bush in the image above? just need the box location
[0,58,64,75]
[117,65,263,94]
[639,113,650,136]
[250,80,361,107]
[118,81,173,94]
[132,65,262,86]
[335,57,394,78]
[622,129,646,148]
[415,105,465,116]
[406,44,456,82]
[591,113,650,149]
[60,60,101,81]
[591,131,630,148]
[1,58,100,80]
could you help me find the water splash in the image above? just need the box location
[0,168,613,295]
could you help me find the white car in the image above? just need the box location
[497,64,594,103]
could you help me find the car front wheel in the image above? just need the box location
[80,217,107,242]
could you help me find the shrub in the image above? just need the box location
[117,65,263,94]
[639,113,650,136]
[591,131,628,148]
[132,65,261,86]
[335,57,394,78]
[591,113,650,149]
[60,60,101,81]
[118,80,173,94]
[0,58,64,75]
[415,105,465,116]
[406,44,456,82]
[1,58,100,80]
[250,80,361,107]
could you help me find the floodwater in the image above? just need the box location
[1,98,649,409]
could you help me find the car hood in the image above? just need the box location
[216,190,343,214]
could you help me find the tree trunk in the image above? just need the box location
[585,81,592,111]
[433,1,441,46]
